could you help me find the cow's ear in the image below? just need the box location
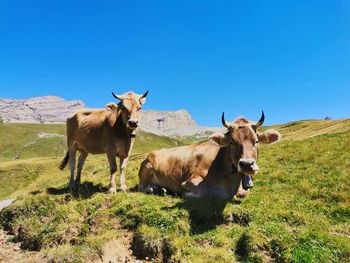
[106,102,118,111]
[140,97,147,105]
[209,132,229,146]
[257,129,281,144]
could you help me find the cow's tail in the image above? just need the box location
[58,151,70,170]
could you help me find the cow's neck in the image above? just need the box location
[213,146,234,176]
[211,145,241,197]
[113,109,132,140]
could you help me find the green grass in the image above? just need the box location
[0,120,350,262]
[0,123,184,160]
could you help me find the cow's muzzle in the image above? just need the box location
[127,119,139,129]
[238,158,259,176]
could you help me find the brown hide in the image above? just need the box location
[67,107,132,158]
[138,112,281,199]
[60,91,148,193]
[139,141,242,199]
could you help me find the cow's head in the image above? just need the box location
[112,90,148,130]
[210,111,281,176]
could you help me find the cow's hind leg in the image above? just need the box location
[107,151,117,194]
[68,144,78,191]
[138,159,156,194]
[75,151,88,190]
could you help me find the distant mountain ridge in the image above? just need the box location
[0,96,221,137]
[0,96,86,124]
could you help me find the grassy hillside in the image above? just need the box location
[0,123,184,200]
[0,123,66,160]
[270,118,350,140]
[0,120,349,262]
[0,123,184,160]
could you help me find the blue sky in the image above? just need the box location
[0,0,349,126]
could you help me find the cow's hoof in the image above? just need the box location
[109,187,117,194]
[74,182,80,191]
[161,188,167,196]
[69,181,76,191]
[145,187,153,194]
[120,184,128,192]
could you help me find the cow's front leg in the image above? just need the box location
[236,185,250,198]
[119,136,136,192]
[107,152,117,194]
[119,157,129,192]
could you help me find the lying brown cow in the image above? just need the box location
[59,91,148,193]
[138,112,281,199]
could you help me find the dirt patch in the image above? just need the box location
[131,232,172,262]
[101,231,142,263]
[227,211,252,226]
[0,229,38,263]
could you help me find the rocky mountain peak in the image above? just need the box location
[0,96,220,137]
[0,96,86,124]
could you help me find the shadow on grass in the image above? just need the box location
[46,181,108,199]
[164,197,229,235]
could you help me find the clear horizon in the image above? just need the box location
[1,1,349,126]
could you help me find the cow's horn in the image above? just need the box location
[140,90,149,99]
[221,112,231,128]
[112,92,124,100]
[255,111,265,127]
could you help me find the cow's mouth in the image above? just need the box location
[238,166,259,177]
[239,169,258,177]
[127,123,139,130]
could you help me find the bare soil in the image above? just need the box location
[0,229,38,263]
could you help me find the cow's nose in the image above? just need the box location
[239,159,259,172]
[128,120,139,128]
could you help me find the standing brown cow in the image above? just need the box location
[138,112,281,199]
[59,91,148,193]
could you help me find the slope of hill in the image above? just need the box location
[270,118,350,140]
[0,120,349,262]
[0,123,186,161]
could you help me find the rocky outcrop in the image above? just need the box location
[140,109,221,137]
[0,96,86,124]
[0,96,221,137]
